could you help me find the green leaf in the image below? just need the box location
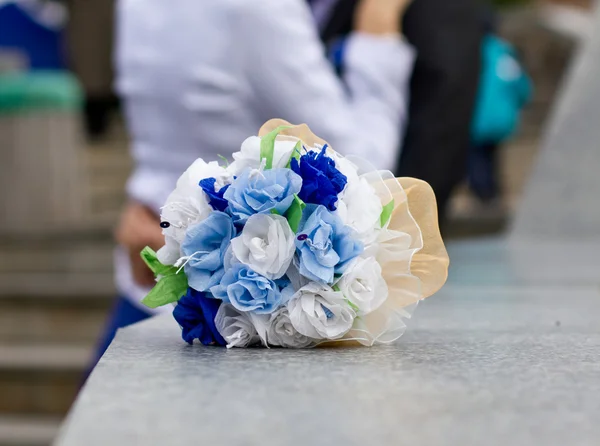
[260,125,290,170]
[286,140,303,168]
[140,246,188,309]
[141,273,188,309]
[346,300,360,313]
[140,246,178,276]
[285,194,306,233]
[217,154,230,167]
[270,208,280,216]
[379,198,395,228]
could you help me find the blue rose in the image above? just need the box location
[295,204,363,284]
[181,211,236,291]
[199,177,230,212]
[223,168,302,223]
[290,146,347,211]
[211,263,293,314]
[173,288,225,346]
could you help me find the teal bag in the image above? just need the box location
[471,35,532,145]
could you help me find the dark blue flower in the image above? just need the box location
[290,146,347,211]
[199,177,230,212]
[173,288,225,346]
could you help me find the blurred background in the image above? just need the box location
[0,0,595,444]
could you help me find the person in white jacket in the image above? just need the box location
[101,0,415,358]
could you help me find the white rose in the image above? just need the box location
[287,283,355,340]
[227,136,297,175]
[335,257,388,316]
[266,307,316,348]
[214,304,268,348]
[336,177,382,245]
[156,159,232,265]
[230,214,295,279]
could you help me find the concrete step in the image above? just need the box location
[0,296,115,417]
[0,104,129,429]
[0,290,111,416]
[0,232,120,417]
[0,345,90,372]
[0,415,61,446]
[0,296,112,343]
[0,237,114,274]
[0,238,116,298]
[0,273,115,299]
[0,344,91,416]
[0,236,117,343]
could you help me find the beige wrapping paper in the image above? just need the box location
[393,177,449,299]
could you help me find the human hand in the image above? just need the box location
[115,201,165,287]
[355,0,413,35]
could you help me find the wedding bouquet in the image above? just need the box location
[141,119,449,348]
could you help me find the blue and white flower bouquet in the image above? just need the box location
[141,119,449,348]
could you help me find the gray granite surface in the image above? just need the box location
[446,238,600,286]
[55,283,600,446]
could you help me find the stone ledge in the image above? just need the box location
[55,284,600,446]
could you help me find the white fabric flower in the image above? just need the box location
[266,307,316,348]
[227,136,297,175]
[156,159,231,265]
[230,214,295,279]
[214,303,268,348]
[287,283,356,340]
[336,177,383,244]
[335,257,388,315]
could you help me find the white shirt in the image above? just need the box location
[115,0,415,309]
